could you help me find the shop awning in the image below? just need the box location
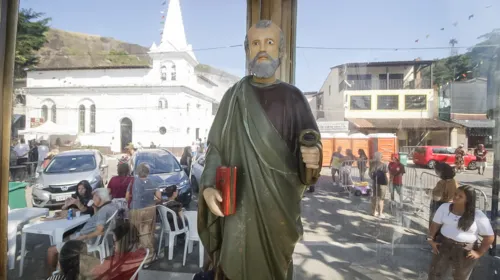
[347,118,461,129]
[451,119,495,128]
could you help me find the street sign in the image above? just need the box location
[317,121,349,133]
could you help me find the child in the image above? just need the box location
[388,153,405,204]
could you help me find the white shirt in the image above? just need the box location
[37,145,49,163]
[14,144,30,158]
[433,203,494,243]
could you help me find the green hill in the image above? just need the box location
[35,28,151,68]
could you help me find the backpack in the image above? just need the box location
[374,170,388,185]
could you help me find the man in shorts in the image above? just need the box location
[47,188,119,275]
[330,146,344,184]
[474,144,488,175]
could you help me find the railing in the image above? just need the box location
[344,78,432,91]
[331,160,490,219]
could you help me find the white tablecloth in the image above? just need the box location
[19,214,90,277]
[7,208,49,270]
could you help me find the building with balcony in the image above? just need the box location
[439,78,493,149]
[312,60,460,147]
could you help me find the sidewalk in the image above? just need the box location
[295,172,500,279]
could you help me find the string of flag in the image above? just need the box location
[160,0,167,36]
[414,4,493,44]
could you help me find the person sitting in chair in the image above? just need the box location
[47,189,118,276]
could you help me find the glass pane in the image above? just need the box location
[350,95,371,110]
[377,95,399,110]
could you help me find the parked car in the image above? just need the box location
[31,150,108,208]
[190,155,205,193]
[412,146,477,169]
[132,148,192,207]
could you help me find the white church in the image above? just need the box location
[23,0,239,154]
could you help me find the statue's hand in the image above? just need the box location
[301,146,320,169]
[203,187,224,217]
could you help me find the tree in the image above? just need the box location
[424,28,500,86]
[15,9,51,77]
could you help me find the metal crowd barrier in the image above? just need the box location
[330,160,490,221]
[405,171,489,222]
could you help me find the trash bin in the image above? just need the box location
[398,152,408,166]
[8,182,27,209]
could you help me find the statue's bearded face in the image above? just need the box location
[247,25,281,79]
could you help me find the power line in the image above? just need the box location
[34,44,500,58]
[297,44,500,51]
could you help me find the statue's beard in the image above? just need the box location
[248,52,281,79]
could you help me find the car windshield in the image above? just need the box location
[45,154,96,174]
[134,151,182,175]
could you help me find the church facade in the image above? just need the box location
[23,0,239,153]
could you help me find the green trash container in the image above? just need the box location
[9,182,27,209]
[398,152,408,166]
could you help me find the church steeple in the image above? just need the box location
[159,0,188,51]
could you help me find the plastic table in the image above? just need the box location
[19,214,90,277]
[7,208,49,270]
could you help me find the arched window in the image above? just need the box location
[186,127,190,134]
[164,100,168,109]
[90,105,96,133]
[41,105,48,121]
[161,66,167,81]
[171,64,177,81]
[158,100,163,109]
[186,103,190,112]
[51,105,56,123]
[79,105,85,133]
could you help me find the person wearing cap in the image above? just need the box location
[125,142,136,174]
[474,144,487,175]
[46,188,119,276]
[388,153,405,204]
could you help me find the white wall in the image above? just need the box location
[344,89,434,119]
[319,68,344,121]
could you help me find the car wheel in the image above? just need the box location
[183,197,192,208]
[354,190,362,196]
[191,176,199,193]
[427,160,436,169]
[467,161,477,170]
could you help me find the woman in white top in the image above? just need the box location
[427,185,494,280]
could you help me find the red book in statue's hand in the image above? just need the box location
[216,166,237,216]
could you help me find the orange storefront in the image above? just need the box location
[368,133,398,161]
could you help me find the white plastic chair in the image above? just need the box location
[87,209,118,263]
[130,248,149,280]
[183,211,204,267]
[156,205,189,261]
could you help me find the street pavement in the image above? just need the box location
[11,156,500,279]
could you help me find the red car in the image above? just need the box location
[413,146,477,170]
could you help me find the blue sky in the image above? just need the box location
[21,0,499,91]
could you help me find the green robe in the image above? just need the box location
[198,76,322,280]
